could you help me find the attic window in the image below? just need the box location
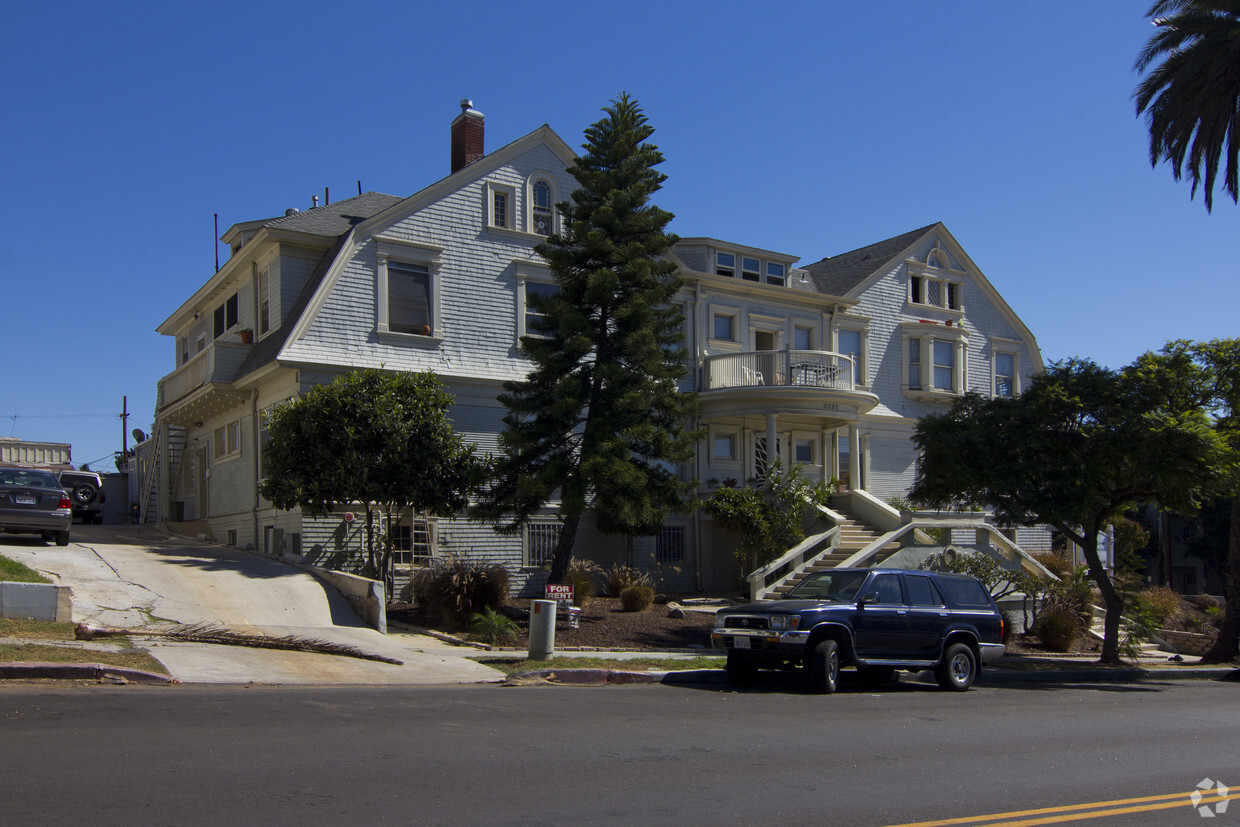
[909,275,961,311]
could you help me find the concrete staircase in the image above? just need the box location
[1086,604,1163,657]
[771,515,902,597]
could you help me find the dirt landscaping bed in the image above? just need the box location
[388,597,718,650]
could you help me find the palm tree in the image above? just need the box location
[1133,0,1240,211]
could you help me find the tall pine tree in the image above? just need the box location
[475,94,698,583]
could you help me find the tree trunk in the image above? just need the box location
[546,515,580,584]
[1076,529,1122,664]
[1201,496,1239,663]
[363,504,377,579]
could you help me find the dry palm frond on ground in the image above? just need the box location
[75,622,403,665]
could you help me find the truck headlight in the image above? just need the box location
[769,616,800,630]
[713,614,728,630]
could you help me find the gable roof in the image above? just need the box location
[803,224,938,296]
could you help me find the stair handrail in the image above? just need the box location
[746,525,841,601]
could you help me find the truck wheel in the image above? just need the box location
[935,643,976,691]
[807,639,840,694]
[726,651,756,686]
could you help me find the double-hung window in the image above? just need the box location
[995,351,1017,397]
[213,420,240,461]
[715,252,735,278]
[837,327,865,385]
[388,262,431,335]
[933,340,956,391]
[741,257,761,282]
[377,239,442,339]
[257,267,270,335]
[522,280,558,339]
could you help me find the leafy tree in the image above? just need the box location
[910,356,1228,663]
[475,94,699,583]
[703,462,835,577]
[1134,0,1240,211]
[1158,339,1240,661]
[260,369,485,594]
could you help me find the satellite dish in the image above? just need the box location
[132,429,147,443]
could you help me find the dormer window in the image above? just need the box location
[741,257,761,282]
[766,262,785,286]
[716,252,735,278]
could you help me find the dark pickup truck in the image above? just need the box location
[712,567,1005,693]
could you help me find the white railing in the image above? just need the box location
[704,350,856,391]
[157,342,249,408]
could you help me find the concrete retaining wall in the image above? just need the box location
[305,568,387,634]
[0,582,72,622]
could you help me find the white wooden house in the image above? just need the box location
[146,102,1044,596]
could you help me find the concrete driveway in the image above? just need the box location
[1,524,503,686]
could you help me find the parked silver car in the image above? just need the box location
[0,466,71,545]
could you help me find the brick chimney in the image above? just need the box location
[451,99,484,174]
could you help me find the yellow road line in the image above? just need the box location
[886,789,1237,827]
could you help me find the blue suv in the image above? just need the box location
[712,568,1005,693]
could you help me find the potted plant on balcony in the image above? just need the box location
[239,329,254,344]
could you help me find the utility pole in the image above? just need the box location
[121,396,128,459]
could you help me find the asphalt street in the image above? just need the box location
[0,679,1236,825]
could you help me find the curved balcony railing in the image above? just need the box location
[157,342,250,409]
[704,350,856,391]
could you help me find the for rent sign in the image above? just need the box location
[545,584,574,602]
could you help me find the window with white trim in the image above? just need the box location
[377,241,442,339]
[711,311,737,342]
[213,420,241,461]
[487,182,517,230]
[904,327,966,397]
[836,327,865,385]
[656,525,686,563]
[741,256,761,282]
[793,325,813,351]
[711,428,739,462]
[526,522,561,567]
[519,279,559,340]
[994,351,1018,398]
[388,262,432,335]
[715,252,735,278]
[766,262,786,286]
[794,437,815,465]
[531,179,554,236]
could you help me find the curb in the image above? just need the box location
[510,665,1240,687]
[0,662,179,685]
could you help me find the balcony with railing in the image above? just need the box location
[700,349,879,420]
[156,342,251,426]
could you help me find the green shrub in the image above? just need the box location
[605,564,654,598]
[469,606,520,646]
[1035,604,1079,653]
[412,555,511,627]
[1136,585,1182,629]
[1195,593,1220,612]
[563,559,603,607]
[619,583,655,612]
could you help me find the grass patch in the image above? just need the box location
[0,642,168,674]
[479,655,725,676]
[0,617,77,640]
[0,554,50,584]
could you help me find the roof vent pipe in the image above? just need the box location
[312,195,319,208]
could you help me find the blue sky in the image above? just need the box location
[2,2,1234,471]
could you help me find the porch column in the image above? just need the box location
[848,422,861,492]
[766,414,778,469]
